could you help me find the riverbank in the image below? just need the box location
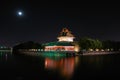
[12,51,120,57]
[79,51,120,56]
[0,50,12,52]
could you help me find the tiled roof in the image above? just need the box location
[58,28,74,37]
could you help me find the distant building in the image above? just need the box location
[44,28,80,52]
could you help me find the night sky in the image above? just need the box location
[0,1,120,47]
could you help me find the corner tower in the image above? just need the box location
[57,28,75,42]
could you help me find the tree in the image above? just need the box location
[13,41,43,53]
[79,37,103,50]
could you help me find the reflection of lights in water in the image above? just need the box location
[44,57,79,79]
[0,52,2,56]
[5,54,8,61]
[45,60,48,66]
[75,56,79,66]
[45,59,48,68]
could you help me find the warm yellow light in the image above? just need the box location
[95,49,99,51]
[89,49,93,51]
[58,37,74,42]
[74,46,79,52]
[101,49,104,51]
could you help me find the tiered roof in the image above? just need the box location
[58,28,74,37]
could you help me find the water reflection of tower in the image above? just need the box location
[44,57,80,79]
[5,53,8,61]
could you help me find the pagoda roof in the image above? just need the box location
[58,28,74,37]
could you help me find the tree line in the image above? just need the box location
[79,37,120,51]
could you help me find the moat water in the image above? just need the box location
[0,52,120,80]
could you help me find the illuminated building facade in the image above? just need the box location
[44,28,80,52]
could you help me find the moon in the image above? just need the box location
[18,11,23,16]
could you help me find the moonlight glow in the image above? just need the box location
[18,11,23,16]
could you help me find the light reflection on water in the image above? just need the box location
[44,56,79,79]
[0,52,120,80]
[0,52,8,61]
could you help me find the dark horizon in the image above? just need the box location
[0,1,120,47]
